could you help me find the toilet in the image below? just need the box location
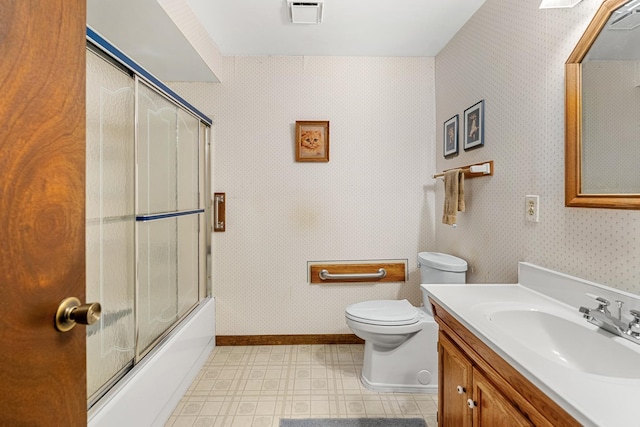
[345,252,467,393]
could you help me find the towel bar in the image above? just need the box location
[433,160,494,179]
[319,268,387,281]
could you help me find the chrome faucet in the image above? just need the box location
[579,294,640,345]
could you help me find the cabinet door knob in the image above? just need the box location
[467,399,477,409]
[457,385,466,394]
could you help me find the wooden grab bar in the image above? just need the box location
[309,262,406,284]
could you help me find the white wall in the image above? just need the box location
[434,0,640,293]
[171,56,436,334]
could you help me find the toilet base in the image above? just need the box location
[358,314,438,393]
[360,374,437,394]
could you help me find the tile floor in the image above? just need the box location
[165,344,438,427]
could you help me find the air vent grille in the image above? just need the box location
[288,1,324,24]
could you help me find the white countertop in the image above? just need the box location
[425,277,640,427]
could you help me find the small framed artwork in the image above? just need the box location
[295,121,330,162]
[443,115,459,157]
[464,100,484,151]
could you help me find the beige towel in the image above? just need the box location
[442,169,465,225]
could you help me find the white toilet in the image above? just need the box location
[345,252,467,393]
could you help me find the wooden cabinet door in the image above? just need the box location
[438,332,473,427]
[472,368,534,427]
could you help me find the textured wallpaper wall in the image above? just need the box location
[171,56,436,334]
[171,0,640,335]
[434,0,640,293]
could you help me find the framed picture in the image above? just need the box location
[464,100,484,151]
[443,115,459,157]
[295,121,330,162]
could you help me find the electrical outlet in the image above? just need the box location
[525,195,539,222]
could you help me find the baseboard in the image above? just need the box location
[216,334,364,346]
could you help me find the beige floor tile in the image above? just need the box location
[167,344,433,427]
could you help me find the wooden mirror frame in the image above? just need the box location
[565,0,640,209]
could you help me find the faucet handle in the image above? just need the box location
[586,293,610,305]
[586,293,611,314]
[628,309,640,338]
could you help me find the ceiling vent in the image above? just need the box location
[288,1,324,24]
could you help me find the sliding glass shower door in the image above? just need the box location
[85,45,210,407]
[86,49,136,403]
[136,81,202,358]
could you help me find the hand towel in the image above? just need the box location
[442,169,465,226]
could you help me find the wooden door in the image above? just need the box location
[472,368,533,427]
[0,1,87,426]
[438,332,473,427]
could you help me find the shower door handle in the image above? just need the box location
[55,297,101,332]
[213,192,226,232]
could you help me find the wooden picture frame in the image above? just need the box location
[443,115,459,157]
[464,100,484,151]
[295,121,329,162]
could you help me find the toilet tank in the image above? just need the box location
[418,252,467,316]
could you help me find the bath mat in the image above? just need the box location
[279,418,427,427]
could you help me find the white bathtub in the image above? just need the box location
[88,297,216,427]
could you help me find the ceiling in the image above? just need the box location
[87,0,219,81]
[87,0,486,82]
[186,0,486,57]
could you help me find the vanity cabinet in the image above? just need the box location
[432,299,581,427]
[439,332,533,426]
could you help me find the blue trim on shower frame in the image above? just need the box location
[136,209,205,222]
[86,27,213,126]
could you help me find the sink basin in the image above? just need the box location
[487,309,640,378]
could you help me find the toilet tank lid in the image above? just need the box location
[417,252,467,272]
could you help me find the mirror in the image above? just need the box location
[566,0,640,209]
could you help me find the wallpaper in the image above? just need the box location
[171,56,436,334]
[434,0,640,293]
[170,0,640,335]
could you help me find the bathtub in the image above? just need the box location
[88,297,216,427]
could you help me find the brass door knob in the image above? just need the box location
[55,297,101,332]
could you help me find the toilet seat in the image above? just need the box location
[345,299,420,326]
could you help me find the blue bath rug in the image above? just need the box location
[279,418,427,427]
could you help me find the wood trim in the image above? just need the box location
[565,62,581,208]
[216,334,364,346]
[565,0,640,209]
[309,262,406,283]
[431,299,580,427]
[566,0,627,63]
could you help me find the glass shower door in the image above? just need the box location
[136,81,202,358]
[85,49,136,405]
[85,43,208,408]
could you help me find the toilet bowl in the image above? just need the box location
[345,252,467,393]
